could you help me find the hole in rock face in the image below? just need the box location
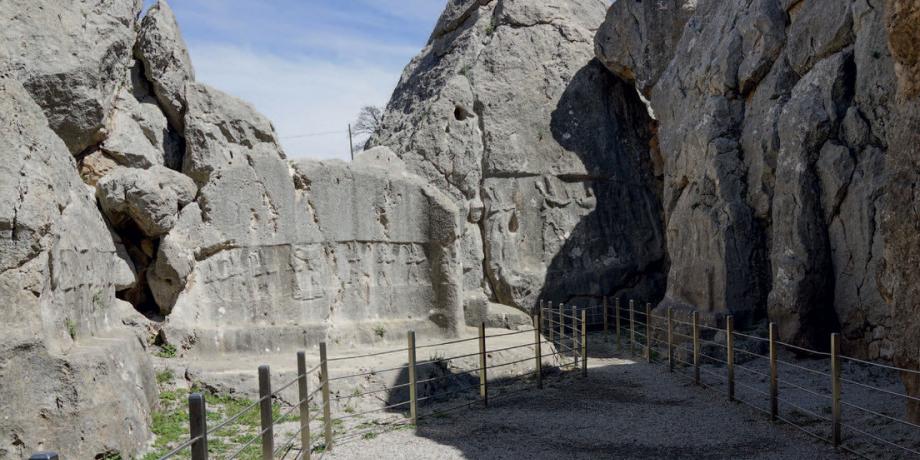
[113,219,163,319]
[508,212,519,233]
[454,105,472,121]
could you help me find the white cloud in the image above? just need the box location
[189,44,401,160]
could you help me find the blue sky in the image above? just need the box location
[144,0,445,160]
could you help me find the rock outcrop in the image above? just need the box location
[370,0,667,315]
[880,0,920,425]
[1,0,468,456]
[0,77,156,459]
[595,0,898,359]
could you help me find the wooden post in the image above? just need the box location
[188,393,208,460]
[258,365,273,460]
[558,303,565,351]
[726,316,735,402]
[629,300,636,356]
[408,331,418,425]
[319,342,333,451]
[571,305,578,368]
[769,323,778,422]
[645,302,652,363]
[831,333,841,448]
[534,314,543,389]
[296,352,311,460]
[667,307,674,372]
[693,311,700,385]
[581,310,588,377]
[479,322,488,407]
[549,301,555,344]
[603,297,609,342]
[615,297,622,351]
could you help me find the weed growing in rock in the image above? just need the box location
[66,319,76,340]
[156,369,174,384]
[374,325,386,338]
[157,343,177,358]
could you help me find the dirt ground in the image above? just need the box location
[321,339,846,460]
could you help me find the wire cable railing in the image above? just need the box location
[592,297,920,459]
[151,309,588,460]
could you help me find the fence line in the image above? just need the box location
[142,311,586,460]
[591,298,920,458]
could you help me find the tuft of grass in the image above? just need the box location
[92,289,106,309]
[66,319,77,340]
[157,343,178,359]
[362,432,378,440]
[484,22,495,35]
[156,369,175,384]
[373,325,386,338]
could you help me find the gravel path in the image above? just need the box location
[324,342,844,459]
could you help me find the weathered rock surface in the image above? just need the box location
[0,77,156,458]
[880,0,920,425]
[594,0,695,95]
[0,0,143,154]
[135,0,195,132]
[155,153,464,353]
[371,0,667,315]
[97,165,197,237]
[596,0,898,359]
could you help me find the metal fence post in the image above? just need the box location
[533,314,543,389]
[629,300,636,356]
[258,365,274,460]
[603,296,609,342]
[693,311,700,385]
[549,301,555,344]
[831,332,841,448]
[296,352,311,460]
[408,331,418,425]
[769,323,778,422]
[645,302,652,363]
[726,316,735,402]
[581,310,588,377]
[667,307,674,372]
[319,342,333,451]
[479,322,488,407]
[615,297,622,351]
[189,392,208,460]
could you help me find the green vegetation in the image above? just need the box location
[92,289,106,309]
[373,325,386,338]
[156,369,174,385]
[156,343,178,358]
[65,319,77,340]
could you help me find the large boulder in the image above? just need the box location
[0,77,156,458]
[135,0,195,132]
[96,165,197,238]
[370,0,667,314]
[0,0,143,154]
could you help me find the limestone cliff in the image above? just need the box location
[370,0,667,316]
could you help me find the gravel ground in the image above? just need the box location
[323,339,845,460]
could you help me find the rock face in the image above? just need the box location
[135,0,195,132]
[370,0,667,315]
[880,0,920,425]
[1,0,468,456]
[0,77,156,458]
[0,0,143,154]
[595,0,898,358]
